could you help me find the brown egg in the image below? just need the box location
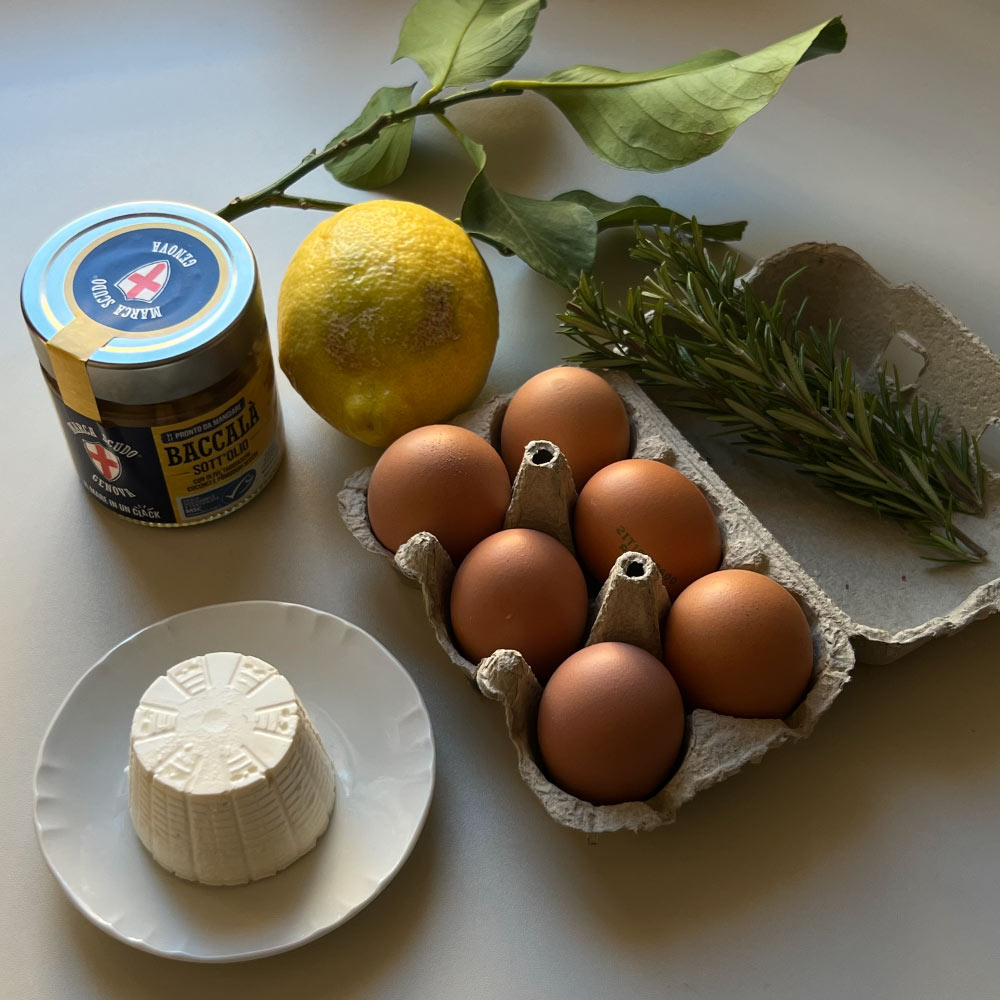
[449,529,588,683]
[573,459,722,598]
[500,367,631,490]
[537,642,685,805]
[662,569,814,718]
[367,424,511,563]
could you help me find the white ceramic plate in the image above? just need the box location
[33,601,435,963]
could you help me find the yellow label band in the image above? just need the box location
[45,314,113,420]
[152,359,281,522]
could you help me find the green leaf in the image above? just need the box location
[324,85,417,189]
[456,132,597,287]
[552,190,747,241]
[852,385,875,453]
[778,339,813,401]
[726,398,777,430]
[767,407,838,439]
[796,18,849,62]
[508,17,846,171]
[823,462,888,490]
[833,490,878,511]
[747,444,799,462]
[394,0,545,92]
[705,358,769,386]
[901,452,946,514]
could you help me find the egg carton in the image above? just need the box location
[339,376,855,833]
[339,243,1000,833]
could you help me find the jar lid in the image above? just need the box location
[21,202,259,415]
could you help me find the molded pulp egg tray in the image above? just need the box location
[339,244,1000,834]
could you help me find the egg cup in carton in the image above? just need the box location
[339,374,856,833]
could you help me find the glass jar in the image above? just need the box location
[21,202,283,526]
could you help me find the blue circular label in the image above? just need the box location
[71,227,220,334]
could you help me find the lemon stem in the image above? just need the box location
[218,85,522,223]
[245,194,354,214]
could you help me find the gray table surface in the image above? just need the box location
[4,1,1000,997]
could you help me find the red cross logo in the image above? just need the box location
[115,260,170,303]
[84,441,122,481]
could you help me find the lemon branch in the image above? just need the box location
[217,84,519,222]
[215,3,844,284]
[253,194,354,214]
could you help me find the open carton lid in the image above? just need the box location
[665,243,1000,664]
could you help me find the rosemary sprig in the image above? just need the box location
[558,223,988,563]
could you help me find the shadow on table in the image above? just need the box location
[551,613,1000,949]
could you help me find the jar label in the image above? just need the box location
[51,359,282,525]
[68,226,224,335]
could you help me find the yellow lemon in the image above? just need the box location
[277,200,499,447]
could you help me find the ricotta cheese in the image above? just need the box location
[128,652,336,885]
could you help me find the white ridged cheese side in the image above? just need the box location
[128,652,335,885]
